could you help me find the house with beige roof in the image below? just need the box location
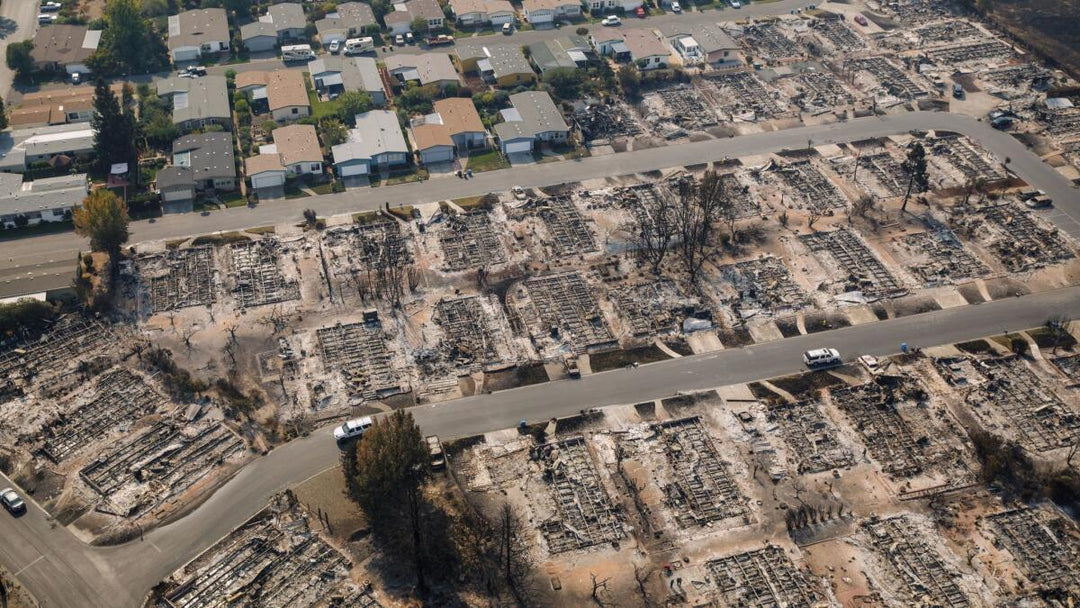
[448,0,515,27]
[167,9,230,62]
[240,2,308,52]
[245,154,287,193]
[266,124,323,175]
[522,0,580,25]
[623,28,669,70]
[9,84,123,127]
[410,97,488,164]
[266,70,311,121]
[385,0,446,34]
[30,25,100,75]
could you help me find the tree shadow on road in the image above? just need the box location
[0,18,18,40]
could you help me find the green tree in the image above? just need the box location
[543,68,585,100]
[74,189,130,274]
[5,41,35,78]
[396,84,437,114]
[319,118,348,146]
[335,90,374,125]
[92,79,138,175]
[901,142,929,212]
[618,64,641,96]
[224,0,252,16]
[0,98,7,130]
[411,16,429,34]
[342,410,432,592]
[95,0,169,74]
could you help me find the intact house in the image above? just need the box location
[384,53,462,91]
[309,56,387,106]
[455,43,535,87]
[590,29,629,60]
[240,2,308,52]
[245,124,322,194]
[8,84,123,128]
[623,28,669,70]
[521,0,581,26]
[447,0,515,27]
[494,91,568,155]
[0,173,87,228]
[0,123,96,173]
[156,75,232,131]
[659,22,741,68]
[173,132,237,191]
[267,70,311,122]
[316,2,377,46]
[527,35,591,74]
[167,8,230,63]
[30,25,100,75]
[385,0,446,35]
[587,0,642,13]
[158,131,237,211]
[410,97,487,164]
[331,110,409,177]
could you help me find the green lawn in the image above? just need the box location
[221,192,248,207]
[383,168,428,186]
[464,149,509,172]
[307,82,343,120]
[310,181,336,195]
[284,184,311,199]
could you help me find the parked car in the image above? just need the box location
[71,72,81,84]
[953,83,964,99]
[406,32,415,44]
[328,40,342,54]
[334,416,373,446]
[1,488,25,515]
[670,1,681,12]
[502,22,513,34]
[395,33,405,45]
[41,2,62,12]
[186,65,207,77]
[854,14,868,26]
[601,15,621,26]
[38,13,58,24]
[428,34,454,46]
[803,348,842,369]
[730,0,741,7]
[426,436,446,470]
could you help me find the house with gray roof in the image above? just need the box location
[494,91,568,155]
[241,3,307,52]
[385,0,446,34]
[167,9,230,62]
[659,22,740,67]
[332,110,409,177]
[527,35,590,74]
[384,53,461,90]
[0,173,88,228]
[0,122,96,172]
[316,2,377,45]
[309,56,387,105]
[156,75,231,130]
[173,132,237,191]
[456,44,535,87]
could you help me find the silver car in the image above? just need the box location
[1,488,26,515]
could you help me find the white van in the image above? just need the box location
[803,348,842,369]
[281,44,315,62]
[344,37,374,55]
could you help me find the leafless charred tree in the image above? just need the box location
[673,171,727,285]
[627,187,676,275]
[633,565,655,608]
[590,573,613,607]
[806,206,824,230]
[852,194,875,220]
[495,501,534,604]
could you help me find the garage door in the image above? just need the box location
[338,162,369,177]
[252,173,285,189]
[173,48,200,63]
[423,147,454,164]
[503,139,533,155]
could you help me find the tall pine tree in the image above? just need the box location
[91,79,137,177]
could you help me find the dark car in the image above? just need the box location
[1,488,26,515]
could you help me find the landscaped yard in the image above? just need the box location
[307,82,343,120]
[220,192,248,207]
[464,149,509,172]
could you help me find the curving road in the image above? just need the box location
[3,111,1079,299]
[1,106,1079,606]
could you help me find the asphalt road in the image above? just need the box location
[0,0,38,100]
[3,110,1079,298]
[2,283,1079,608]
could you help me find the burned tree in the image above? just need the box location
[901,143,929,212]
[627,185,676,274]
[674,171,728,285]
